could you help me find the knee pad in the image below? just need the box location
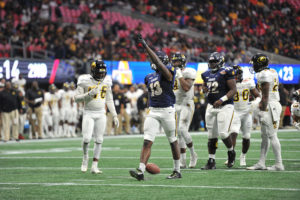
[95,136,103,144]
[219,132,229,139]
[167,135,177,143]
[178,136,186,149]
[83,136,92,143]
[208,138,218,150]
[242,132,251,140]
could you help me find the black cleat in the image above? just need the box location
[129,168,144,181]
[201,158,216,170]
[167,171,182,179]
[227,150,236,168]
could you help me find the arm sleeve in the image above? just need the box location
[105,86,117,116]
[74,86,91,102]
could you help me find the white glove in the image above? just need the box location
[34,97,43,104]
[113,116,119,128]
[294,122,300,130]
[176,68,183,79]
[88,86,99,97]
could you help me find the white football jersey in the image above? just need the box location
[291,102,300,117]
[233,78,256,111]
[256,68,280,103]
[48,92,60,111]
[43,92,51,112]
[58,89,72,109]
[77,74,112,112]
[174,68,197,105]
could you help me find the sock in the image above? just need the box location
[174,159,180,172]
[139,163,146,173]
[93,142,102,160]
[270,135,282,165]
[63,124,69,136]
[209,154,215,159]
[180,153,186,161]
[258,134,270,165]
[228,146,233,151]
[83,142,89,157]
[188,146,196,156]
[92,161,98,168]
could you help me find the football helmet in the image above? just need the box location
[208,52,224,73]
[250,53,269,73]
[49,84,56,94]
[69,81,75,90]
[151,51,169,71]
[171,52,186,69]
[63,82,69,91]
[91,60,107,81]
[233,65,243,82]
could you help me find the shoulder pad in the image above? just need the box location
[257,70,272,83]
[103,76,112,86]
[166,64,176,73]
[77,74,91,86]
[183,68,197,80]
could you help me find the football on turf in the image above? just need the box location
[146,163,160,174]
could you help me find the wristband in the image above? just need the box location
[220,95,228,102]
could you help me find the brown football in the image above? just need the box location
[146,163,160,174]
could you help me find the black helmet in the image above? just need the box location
[151,51,169,71]
[171,52,186,69]
[208,52,224,73]
[250,53,269,73]
[233,65,243,82]
[91,60,107,81]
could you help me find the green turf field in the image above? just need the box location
[0,130,300,200]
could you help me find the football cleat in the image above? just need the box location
[201,158,216,170]
[180,157,187,169]
[246,163,267,170]
[167,171,182,179]
[81,156,88,172]
[129,168,144,181]
[91,167,103,174]
[227,150,236,168]
[189,153,198,168]
[240,154,246,166]
[224,160,228,165]
[267,164,285,171]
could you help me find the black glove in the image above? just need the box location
[136,33,147,47]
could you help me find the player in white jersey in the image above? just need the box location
[48,84,60,137]
[58,83,72,137]
[291,89,300,130]
[68,82,78,137]
[227,65,261,166]
[74,60,119,174]
[43,89,53,138]
[247,53,284,171]
[172,52,198,168]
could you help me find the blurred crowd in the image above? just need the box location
[125,0,300,60]
[0,0,282,65]
[0,75,297,142]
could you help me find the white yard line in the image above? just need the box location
[0,156,300,161]
[0,167,300,173]
[0,187,20,190]
[0,182,299,191]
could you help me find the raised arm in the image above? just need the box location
[137,34,173,81]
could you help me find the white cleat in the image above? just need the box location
[224,160,228,166]
[240,154,246,166]
[189,153,198,168]
[81,156,88,173]
[180,158,187,169]
[91,167,103,174]
[246,163,266,170]
[267,164,285,171]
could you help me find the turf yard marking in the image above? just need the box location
[1,156,300,161]
[0,187,20,190]
[71,179,105,182]
[0,182,299,191]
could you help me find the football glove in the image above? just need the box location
[88,86,100,97]
[176,68,183,79]
[136,33,147,47]
[113,116,119,128]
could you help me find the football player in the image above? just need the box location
[74,60,119,174]
[129,34,181,180]
[42,86,53,138]
[247,53,284,171]
[48,84,60,137]
[227,65,261,166]
[291,89,300,130]
[201,52,237,170]
[172,52,198,168]
[58,83,72,137]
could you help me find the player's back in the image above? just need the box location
[291,102,300,117]
[145,65,175,108]
[77,74,112,112]
[256,69,280,102]
[234,78,255,111]
[174,67,196,105]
